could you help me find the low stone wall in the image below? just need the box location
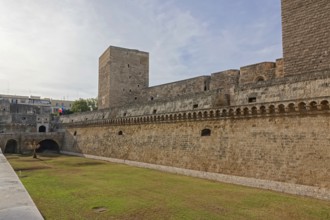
[61,151,330,201]
[0,149,43,219]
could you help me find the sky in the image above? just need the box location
[0,0,282,100]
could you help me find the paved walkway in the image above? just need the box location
[0,149,43,220]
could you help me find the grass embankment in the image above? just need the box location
[6,154,330,220]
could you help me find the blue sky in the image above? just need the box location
[0,0,282,100]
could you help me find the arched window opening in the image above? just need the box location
[38,125,46,133]
[222,109,227,117]
[310,101,318,111]
[216,110,221,117]
[288,103,295,112]
[321,100,329,110]
[243,108,249,115]
[229,109,234,116]
[236,108,241,116]
[251,107,258,115]
[269,105,275,114]
[201,129,211,137]
[260,106,266,114]
[298,102,307,111]
[203,111,208,118]
[118,131,123,135]
[278,104,285,113]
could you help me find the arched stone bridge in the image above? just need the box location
[0,132,65,153]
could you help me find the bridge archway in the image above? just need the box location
[36,139,60,153]
[4,139,18,153]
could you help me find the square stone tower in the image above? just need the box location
[98,46,149,110]
[282,0,330,75]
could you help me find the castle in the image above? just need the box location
[1,0,330,200]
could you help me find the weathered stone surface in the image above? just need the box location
[282,0,330,75]
[98,46,149,109]
[62,114,330,192]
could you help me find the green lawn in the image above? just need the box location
[6,154,330,220]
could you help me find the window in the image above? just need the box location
[248,97,256,103]
[118,131,123,135]
[73,131,77,136]
[153,109,157,114]
[201,129,211,136]
[193,104,198,109]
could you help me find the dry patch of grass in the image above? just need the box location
[6,154,330,220]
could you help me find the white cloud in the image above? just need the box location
[0,0,282,100]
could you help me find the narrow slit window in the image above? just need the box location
[248,97,256,103]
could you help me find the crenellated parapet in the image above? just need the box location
[62,96,330,127]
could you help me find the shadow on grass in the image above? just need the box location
[73,161,105,166]
[14,166,51,171]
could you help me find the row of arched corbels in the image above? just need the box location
[64,99,330,127]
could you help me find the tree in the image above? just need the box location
[86,98,97,111]
[71,99,89,112]
[71,98,97,113]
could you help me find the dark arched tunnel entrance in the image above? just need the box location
[38,125,46,132]
[36,139,60,153]
[4,139,18,153]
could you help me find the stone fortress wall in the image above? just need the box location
[59,0,330,199]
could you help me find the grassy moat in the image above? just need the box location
[6,154,330,220]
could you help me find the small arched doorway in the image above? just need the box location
[36,139,60,153]
[4,139,18,153]
[38,125,46,132]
